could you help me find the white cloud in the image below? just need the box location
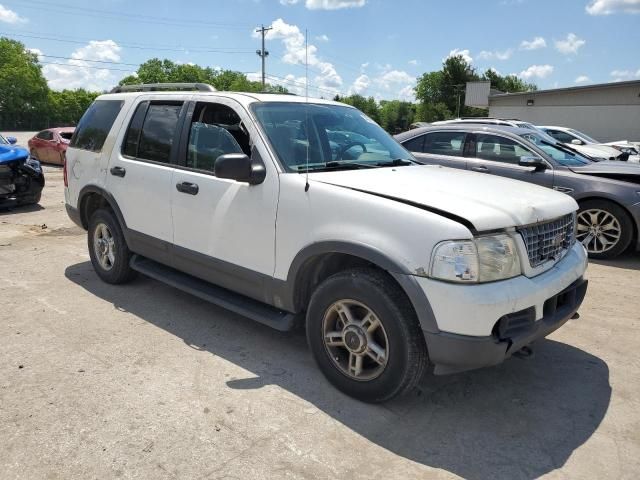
[610,68,640,80]
[0,4,27,23]
[305,0,366,9]
[519,64,554,80]
[42,40,123,91]
[27,47,43,59]
[446,48,473,64]
[349,74,370,94]
[477,48,513,61]
[520,36,547,50]
[586,0,640,15]
[280,0,299,5]
[315,34,329,42]
[555,33,586,54]
[408,59,419,66]
[256,18,342,95]
[575,75,590,83]
[373,68,416,101]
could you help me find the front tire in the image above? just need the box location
[577,200,633,259]
[88,209,136,284]
[306,268,427,403]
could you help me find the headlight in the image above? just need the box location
[25,157,42,172]
[430,234,521,283]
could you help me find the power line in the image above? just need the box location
[38,54,141,67]
[39,61,132,73]
[266,74,344,98]
[4,0,253,29]
[2,31,255,54]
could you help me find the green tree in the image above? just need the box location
[378,100,415,134]
[48,89,99,125]
[120,58,287,93]
[334,94,380,122]
[482,68,537,93]
[0,37,49,130]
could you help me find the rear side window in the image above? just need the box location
[423,132,466,157]
[136,103,182,163]
[70,100,123,152]
[402,135,425,152]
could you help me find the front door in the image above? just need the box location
[465,132,554,188]
[170,99,279,302]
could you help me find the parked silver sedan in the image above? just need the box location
[396,125,640,259]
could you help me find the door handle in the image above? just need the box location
[110,166,126,177]
[176,181,199,195]
[471,166,489,173]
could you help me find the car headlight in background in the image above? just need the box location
[430,234,521,283]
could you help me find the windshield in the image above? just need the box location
[519,132,591,166]
[568,128,598,144]
[251,102,413,172]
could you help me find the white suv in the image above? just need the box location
[64,83,588,402]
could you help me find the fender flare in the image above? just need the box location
[77,185,127,230]
[281,241,439,334]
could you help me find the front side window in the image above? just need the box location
[136,103,182,163]
[520,133,590,166]
[252,102,413,172]
[475,134,537,165]
[402,135,425,153]
[568,128,598,144]
[547,129,576,144]
[186,102,246,172]
[423,132,466,157]
[70,100,123,152]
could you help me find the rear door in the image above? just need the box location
[465,132,554,188]
[106,99,186,260]
[404,130,468,170]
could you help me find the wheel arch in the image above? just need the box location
[281,241,439,333]
[78,185,127,231]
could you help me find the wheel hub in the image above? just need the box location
[343,325,367,354]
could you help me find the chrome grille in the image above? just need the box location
[517,213,576,268]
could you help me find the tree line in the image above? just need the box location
[1,36,536,133]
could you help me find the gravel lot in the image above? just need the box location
[1,134,639,479]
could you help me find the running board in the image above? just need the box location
[130,255,297,331]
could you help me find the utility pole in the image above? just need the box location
[255,24,272,90]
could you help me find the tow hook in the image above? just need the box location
[571,312,580,320]
[513,345,534,359]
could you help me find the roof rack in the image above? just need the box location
[110,83,216,93]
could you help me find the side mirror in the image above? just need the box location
[214,153,265,185]
[7,136,17,145]
[519,156,547,171]
[571,139,583,145]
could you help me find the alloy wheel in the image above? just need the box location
[93,222,116,271]
[576,209,621,254]
[322,299,389,381]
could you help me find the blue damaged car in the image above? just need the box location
[0,134,44,206]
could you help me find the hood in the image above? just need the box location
[309,165,577,232]
[569,160,640,184]
[0,144,29,165]
[568,143,621,159]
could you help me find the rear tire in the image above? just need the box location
[88,209,136,284]
[577,200,633,259]
[306,268,427,403]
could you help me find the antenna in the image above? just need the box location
[304,28,310,192]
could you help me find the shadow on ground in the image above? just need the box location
[0,202,44,215]
[65,261,611,480]
[591,251,640,271]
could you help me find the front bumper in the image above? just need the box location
[425,277,587,374]
[408,242,588,374]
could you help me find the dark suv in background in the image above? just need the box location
[396,125,640,259]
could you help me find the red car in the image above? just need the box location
[28,127,75,165]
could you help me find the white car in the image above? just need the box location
[64,83,588,402]
[539,126,639,163]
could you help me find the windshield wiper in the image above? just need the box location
[293,161,376,172]
[375,158,418,167]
